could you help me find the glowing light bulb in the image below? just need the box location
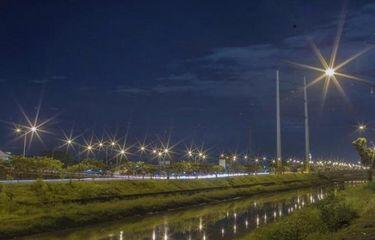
[325,68,335,77]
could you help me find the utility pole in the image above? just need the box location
[23,134,27,157]
[304,77,311,172]
[276,70,282,172]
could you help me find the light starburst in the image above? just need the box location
[289,14,374,101]
[16,104,56,149]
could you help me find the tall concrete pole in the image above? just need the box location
[276,70,282,166]
[304,77,311,172]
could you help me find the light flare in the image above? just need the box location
[289,13,374,102]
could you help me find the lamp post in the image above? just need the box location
[17,125,39,157]
[276,70,282,173]
[304,77,311,173]
[15,127,27,157]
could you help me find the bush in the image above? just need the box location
[317,193,357,231]
[0,185,16,213]
[367,181,375,192]
[250,208,327,240]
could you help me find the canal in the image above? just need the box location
[22,182,362,240]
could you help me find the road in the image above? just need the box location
[0,172,269,184]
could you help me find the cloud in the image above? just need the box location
[50,75,67,80]
[113,87,149,94]
[30,79,50,84]
[29,75,68,84]
[116,3,375,99]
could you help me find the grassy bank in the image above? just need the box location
[0,172,364,239]
[240,182,375,240]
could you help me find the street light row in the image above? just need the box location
[12,125,367,170]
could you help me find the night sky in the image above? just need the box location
[0,0,375,161]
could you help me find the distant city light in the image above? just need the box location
[358,124,366,131]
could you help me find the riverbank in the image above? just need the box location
[0,172,365,239]
[240,182,375,240]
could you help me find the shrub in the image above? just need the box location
[367,181,375,192]
[317,193,357,231]
[0,185,16,213]
[251,208,327,240]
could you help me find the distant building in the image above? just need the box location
[0,150,10,161]
[159,160,170,166]
[219,158,227,169]
[219,159,226,169]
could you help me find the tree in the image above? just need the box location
[170,161,194,176]
[227,162,246,173]
[211,165,225,177]
[353,137,375,181]
[0,161,11,179]
[8,156,63,179]
[66,159,104,176]
[80,159,106,170]
[40,150,76,167]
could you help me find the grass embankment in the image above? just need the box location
[0,172,363,239]
[240,182,375,240]
[26,189,319,240]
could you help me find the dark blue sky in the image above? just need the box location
[0,0,374,160]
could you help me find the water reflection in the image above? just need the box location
[23,183,365,240]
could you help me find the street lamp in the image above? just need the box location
[30,126,37,133]
[358,124,366,131]
[14,126,27,157]
[188,150,193,157]
[325,68,335,77]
